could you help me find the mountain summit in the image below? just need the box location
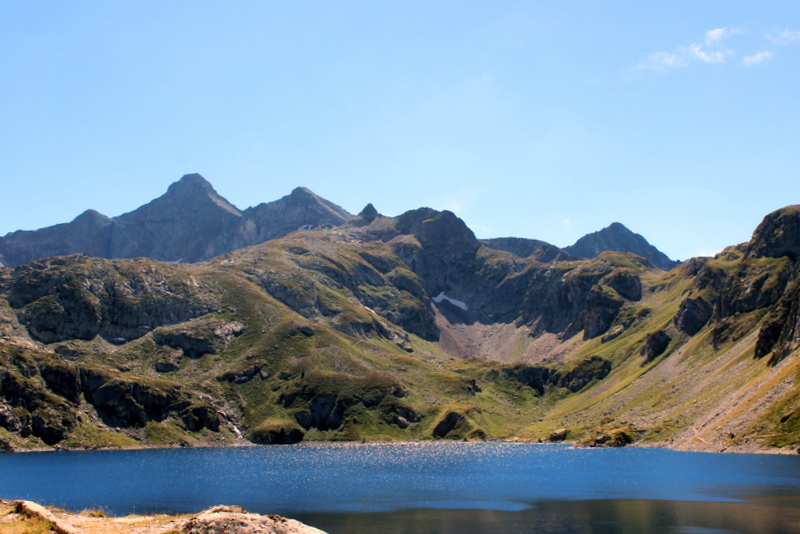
[565,222,677,270]
[0,174,353,267]
[159,173,242,216]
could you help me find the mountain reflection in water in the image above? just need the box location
[298,499,800,534]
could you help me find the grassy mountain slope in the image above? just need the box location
[2,205,800,453]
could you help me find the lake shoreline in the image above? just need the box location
[2,436,797,456]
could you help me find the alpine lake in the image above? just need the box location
[2,442,800,534]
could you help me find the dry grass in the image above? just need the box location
[0,500,190,534]
[0,501,55,534]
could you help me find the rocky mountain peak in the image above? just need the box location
[158,173,241,216]
[283,187,354,223]
[746,205,800,260]
[358,203,379,221]
[418,210,478,250]
[71,209,113,225]
[168,173,214,193]
[565,222,676,271]
[290,186,314,198]
[0,174,357,267]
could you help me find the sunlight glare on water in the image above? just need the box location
[2,442,800,533]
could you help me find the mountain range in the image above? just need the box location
[1,174,799,455]
[0,174,353,268]
[0,173,673,270]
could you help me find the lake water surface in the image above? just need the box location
[2,442,800,533]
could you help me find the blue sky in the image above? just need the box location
[1,1,798,261]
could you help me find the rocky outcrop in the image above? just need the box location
[181,505,328,534]
[14,500,84,534]
[712,259,792,321]
[428,407,485,440]
[0,174,354,267]
[579,423,635,447]
[80,366,220,430]
[641,330,671,361]
[279,373,409,432]
[746,205,800,260]
[565,222,677,271]
[494,357,610,395]
[8,500,327,534]
[755,278,800,364]
[499,256,647,340]
[0,352,79,445]
[216,364,264,384]
[7,255,220,344]
[248,420,305,445]
[499,364,555,395]
[153,321,246,359]
[557,356,612,392]
[674,296,714,335]
[1,342,222,443]
[432,410,467,438]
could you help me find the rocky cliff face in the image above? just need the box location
[746,206,800,260]
[0,174,354,267]
[8,255,220,344]
[565,222,677,271]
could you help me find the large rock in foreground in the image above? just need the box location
[182,505,328,534]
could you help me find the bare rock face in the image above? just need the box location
[181,506,328,534]
[674,296,713,335]
[153,321,246,359]
[641,330,671,361]
[7,255,220,344]
[755,278,800,364]
[746,205,800,260]
[0,174,353,267]
[557,356,612,393]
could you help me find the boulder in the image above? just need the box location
[181,505,328,534]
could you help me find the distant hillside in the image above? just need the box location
[565,222,677,270]
[0,174,353,268]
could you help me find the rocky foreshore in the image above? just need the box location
[0,499,328,534]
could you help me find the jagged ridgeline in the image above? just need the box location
[2,175,800,453]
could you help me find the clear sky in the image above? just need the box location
[1,2,798,261]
